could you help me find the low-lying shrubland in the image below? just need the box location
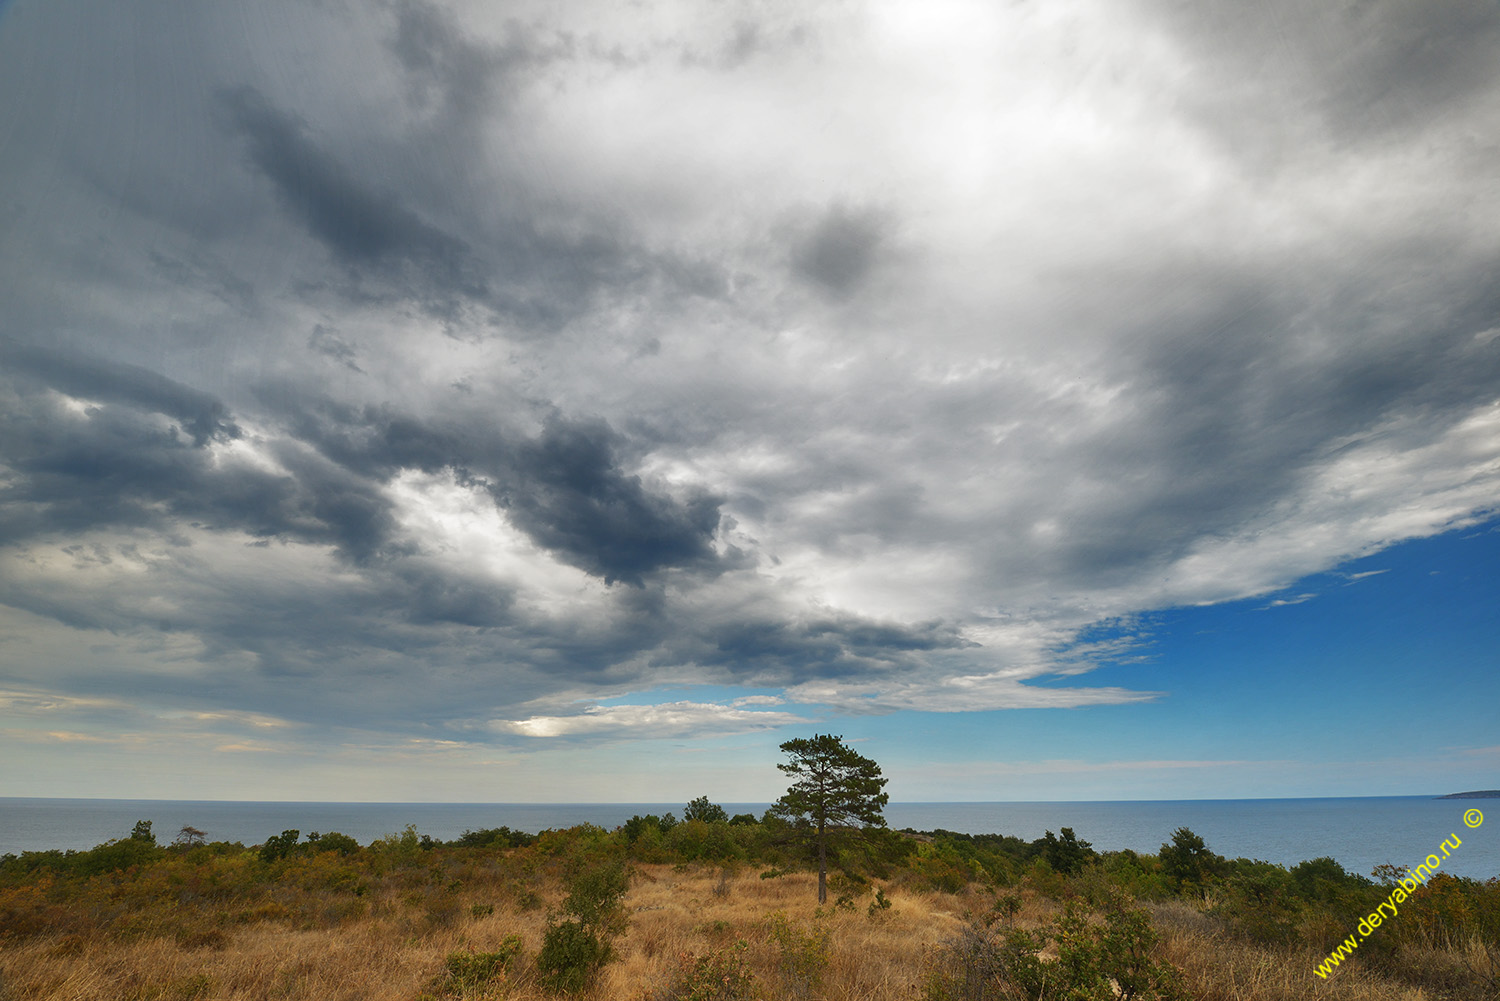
[1,809,1496,1000]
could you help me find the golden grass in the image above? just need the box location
[1,865,1492,1001]
[0,864,991,1001]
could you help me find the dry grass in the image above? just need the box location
[1148,900,1500,1001]
[0,864,973,1001]
[2,865,1493,1001]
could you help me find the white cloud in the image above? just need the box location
[732,695,785,707]
[496,701,813,739]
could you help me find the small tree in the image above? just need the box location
[259,829,302,863]
[1039,827,1095,875]
[174,825,207,848]
[130,820,156,845]
[684,795,729,824]
[770,734,889,904]
[1159,827,1221,893]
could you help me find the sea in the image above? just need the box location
[1,797,1494,881]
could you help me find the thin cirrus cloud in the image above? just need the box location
[0,0,1497,796]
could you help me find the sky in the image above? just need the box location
[0,0,1497,804]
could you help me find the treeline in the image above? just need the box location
[3,809,1498,962]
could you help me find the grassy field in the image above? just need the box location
[1,821,1496,1000]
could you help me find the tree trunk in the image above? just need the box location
[817,819,827,904]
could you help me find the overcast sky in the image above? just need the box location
[1,0,1497,803]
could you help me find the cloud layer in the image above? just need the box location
[1,0,1497,761]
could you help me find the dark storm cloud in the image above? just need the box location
[1031,261,1500,584]
[701,615,970,684]
[287,402,731,586]
[393,564,514,628]
[1,344,239,446]
[0,368,403,564]
[0,348,729,586]
[499,416,727,586]
[218,85,490,318]
[217,77,692,329]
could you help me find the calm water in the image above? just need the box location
[1,797,1493,880]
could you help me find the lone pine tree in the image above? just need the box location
[770,733,889,903]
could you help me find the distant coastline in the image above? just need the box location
[1436,790,1500,799]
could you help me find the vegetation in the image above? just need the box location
[683,797,729,825]
[1,802,1497,999]
[537,842,630,993]
[769,733,890,904]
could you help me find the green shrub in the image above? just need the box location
[989,892,1020,927]
[1158,828,1222,893]
[538,918,612,994]
[667,820,747,864]
[1055,900,1186,1000]
[922,923,1044,1001]
[71,837,161,877]
[767,911,829,1000]
[1039,828,1095,876]
[308,831,361,855]
[910,843,970,894]
[537,850,630,993]
[454,826,535,849]
[448,939,522,985]
[683,796,730,824]
[561,853,629,934]
[653,940,757,1001]
[259,830,301,864]
[1212,862,1300,944]
[924,899,1184,1001]
[424,938,523,998]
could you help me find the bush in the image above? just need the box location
[370,825,424,862]
[259,830,302,864]
[1212,861,1300,944]
[70,837,161,878]
[454,826,534,849]
[538,918,612,994]
[653,940,757,1001]
[561,853,629,933]
[1054,899,1186,1000]
[683,796,729,824]
[537,850,630,993]
[307,831,361,855]
[667,820,747,864]
[446,939,523,988]
[623,815,677,844]
[1038,828,1095,876]
[767,911,829,1001]
[1158,828,1222,893]
[924,899,1185,1001]
[922,923,1045,1001]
